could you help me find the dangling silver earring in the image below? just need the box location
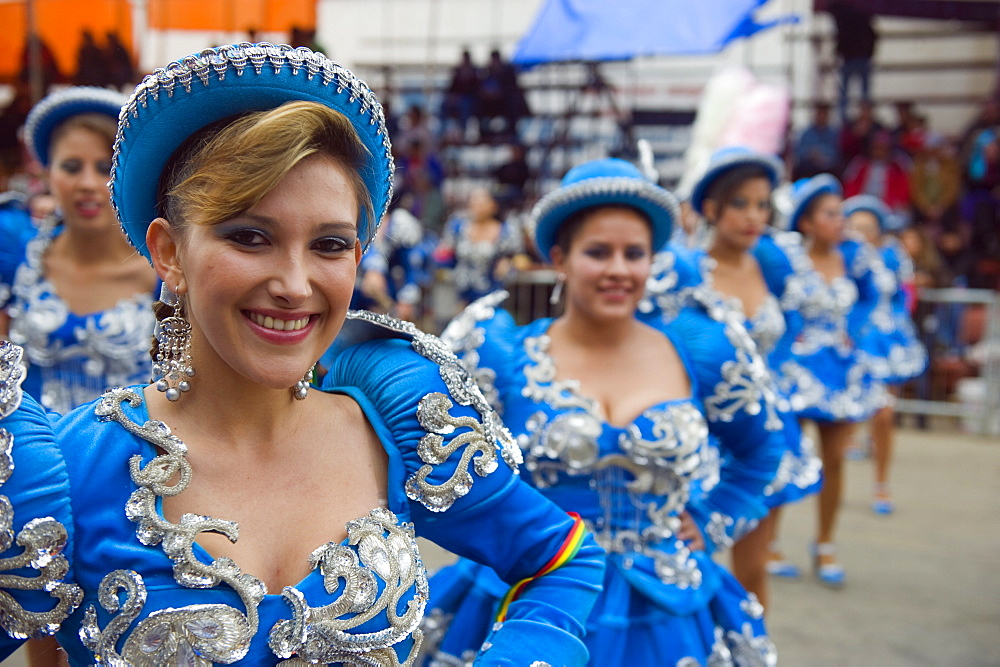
[291,365,314,400]
[549,273,566,306]
[153,291,195,402]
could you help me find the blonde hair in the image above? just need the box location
[160,100,373,233]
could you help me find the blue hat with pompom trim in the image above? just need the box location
[842,194,892,232]
[689,146,783,215]
[531,158,678,262]
[787,173,842,233]
[110,43,393,261]
[24,86,126,167]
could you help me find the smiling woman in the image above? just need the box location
[0,43,604,666]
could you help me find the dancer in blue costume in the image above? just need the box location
[0,87,159,415]
[353,205,433,321]
[681,147,823,610]
[0,44,603,666]
[844,195,927,515]
[426,158,780,665]
[774,174,886,588]
[433,187,522,305]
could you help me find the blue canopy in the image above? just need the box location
[513,0,797,65]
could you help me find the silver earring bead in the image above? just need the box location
[291,365,315,400]
[153,296,194,402]
[549,273,565,306]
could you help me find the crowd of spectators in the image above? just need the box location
[793,97,1000,291]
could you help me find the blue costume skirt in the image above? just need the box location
[424,555,775,666]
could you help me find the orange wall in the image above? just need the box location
[147,0,316,32]
[2,0,317,83]
[0,0,133,83]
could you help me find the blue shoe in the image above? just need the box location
[812,542,845,589]
[766,559,801,579]
[872,497,895,515]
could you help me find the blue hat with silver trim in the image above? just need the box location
[531,158,678,262]
[24,86,126,167]
[689,146,783,215]
[110,42,393,261]
[842,194,891,232]
[787,173,842,232]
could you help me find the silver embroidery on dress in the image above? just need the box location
[85,387,426,665]
[345,310,520,513]
[0,343,83,639]
[519,335,710,588]
[726,622,778,666]
[687,268,782,431]
[269,508,427,666]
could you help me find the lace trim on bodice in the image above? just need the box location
[0,343,83,639]
[7,227,155,413]
[83,387,428,665]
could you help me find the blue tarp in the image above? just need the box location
[512,0,798,64]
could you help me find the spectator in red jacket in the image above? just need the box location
[843,130,911,228]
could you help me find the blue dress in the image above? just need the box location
[689,244,823,509]
[0,221,157,415]
[427,293,781,665]
[775,237,887,423]
[0,314,604,665]
[353,208,434,312]
[858,239,928,386]
[435,216,522,303]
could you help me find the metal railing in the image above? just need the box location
[896,288,1000,436]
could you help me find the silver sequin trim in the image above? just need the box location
[0,342,82,639]
[439,291,509,413]
[112,42,394,249]
[0,436,82,639]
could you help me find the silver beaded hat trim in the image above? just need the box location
[531,176,680,261]
[23,86,127,166]
[690,149,784,215]
[110,42,394,260]
[787,173,841,232]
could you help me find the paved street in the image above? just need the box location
[3,426,998,665]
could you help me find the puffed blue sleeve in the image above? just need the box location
[322,314,604,666]
[0,343,81,656]
[0,203,34,309]
[843,239,883,343]
[660,308,783,554]
[753,231,808,377]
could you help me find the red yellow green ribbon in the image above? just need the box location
[494,512,586,623]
